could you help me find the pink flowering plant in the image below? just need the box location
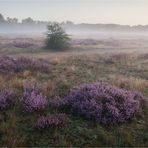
[0,90,15,110]
[21,84,48,112]
[0,56,52,74]
[51,82,146,125]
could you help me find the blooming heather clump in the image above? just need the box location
[22,85,48,112]
[51,82,145,125]
[13,38,34,48]
[0,56,52,74]
[0,90,15,109]
[35,114,67,130]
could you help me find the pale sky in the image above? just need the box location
[0,0,148,25]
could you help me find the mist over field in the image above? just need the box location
[1,21,148,38]
[1,19,148,55]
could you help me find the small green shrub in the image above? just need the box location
[45,22,70,51]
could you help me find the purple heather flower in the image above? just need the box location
[51,82,145,125]
[0,90,15,109]
[0,56,52,74]
[22,84,48,112]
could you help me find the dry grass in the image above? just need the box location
[0,75,5,89]
[49,57,62,65]
[41,80,55,96]
[11,77,37,89]
[108,74,148,93]
[0,70,39,91]
[1,115,26,147]
[57,76,69,88]
[118,127,134,146]
[22,70,33,78]
[65,65,77,74]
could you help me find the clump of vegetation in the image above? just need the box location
[0,90,15,109]
[13,38,34,48]
[45,22,70,51]
[0,56,52,74]
[21,84,48,112]
[35,113,67,130]
[51,82,146,125]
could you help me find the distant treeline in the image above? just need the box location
[1,13,148,32]
[0,13,73,26]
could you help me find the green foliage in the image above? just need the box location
[45,22,70,51]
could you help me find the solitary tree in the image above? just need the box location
[45,22,70,51]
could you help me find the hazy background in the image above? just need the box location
[0,0,148,25]
[1,0,148,50]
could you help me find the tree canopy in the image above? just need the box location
[45,22,70,51]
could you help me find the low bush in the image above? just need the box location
[21,84,48,112]
[0,90,15,109]
[51,82,146,125]
[13,39,33,48]
[0,56,52,74]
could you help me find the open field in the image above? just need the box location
[0,36,148,147]
[1,36,148,55]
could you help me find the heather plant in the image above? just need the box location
[0,56,52,74]
[0,90,15,109]
[13,38,33,48]
[51,82,146,125]
[35,113,67,130]
[21,84,48,112]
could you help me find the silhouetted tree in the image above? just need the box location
[0,13,5,23]
[22,17,35,24]
[7,17,18,24]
